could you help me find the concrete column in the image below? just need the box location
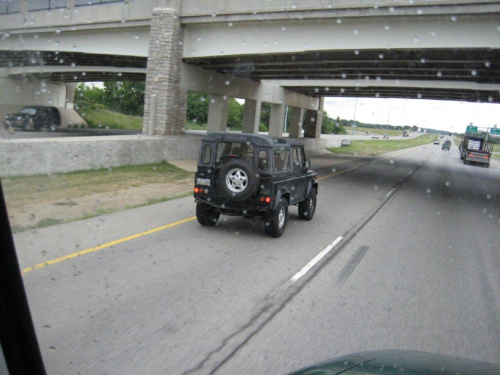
[269,103,286,137]
[304,97,324,138]
[288,107,304,138]
[207,95,229,133]
[143,8,187,136]
[242,99,261,134]
[65,83,75,109]
[21,0,28,13]
[315,97,324,138]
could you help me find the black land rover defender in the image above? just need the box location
[194,132,318,237]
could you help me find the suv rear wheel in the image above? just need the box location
[196,202,220,226]
[265,198,288,238]
[298,187,317,221]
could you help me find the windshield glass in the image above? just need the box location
[0,1,499,375]
[19,107,37,115]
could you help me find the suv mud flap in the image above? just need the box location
[305,181,312,197]
[272,190,283,211]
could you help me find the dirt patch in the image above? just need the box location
[6,178,193,231]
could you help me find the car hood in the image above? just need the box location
[288,350,500,375]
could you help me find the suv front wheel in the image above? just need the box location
[298,187,317,220]
[196,202,220,226]
[265,198,288,238]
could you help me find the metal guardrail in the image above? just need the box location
[0,0,125,15]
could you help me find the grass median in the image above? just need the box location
[327,134,438,156]
[3,162,195,233]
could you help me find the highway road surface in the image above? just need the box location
[12,141,500,375]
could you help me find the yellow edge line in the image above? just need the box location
[22,216,196,274]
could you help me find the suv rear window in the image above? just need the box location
[216,141,254,164]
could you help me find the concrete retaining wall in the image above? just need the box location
[0,135,203,177]
[0,133,339,177]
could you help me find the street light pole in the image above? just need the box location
[386,99,391,133]
[352,98,358,135]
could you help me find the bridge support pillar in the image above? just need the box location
[269,103,286,137]
[304,97,324,139]
[207,95,229,133]
[143,8,187,136]
[65,83,75,109]
[288,107,304,138]
[242,99,261,134]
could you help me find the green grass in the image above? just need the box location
[10,191,196,234]
[328,134,438,156]
[3,162,193,204]
[186,121,208,130]
[81,108,143,130]
[12,218,64,233]
[344,126,408,137]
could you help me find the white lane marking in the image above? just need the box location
[287,236,343,284]
[385,188,396,197]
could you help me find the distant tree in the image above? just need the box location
[321,113,346,134]
[227,98,243,129]
[187,92,209,124]
[102,82,145,116]
[74,83,105,112]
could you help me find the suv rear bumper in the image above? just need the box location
[194,196,271,215]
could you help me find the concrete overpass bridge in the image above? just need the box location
[1,0,499,139]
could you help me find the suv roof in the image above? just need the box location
[201,131,303,147]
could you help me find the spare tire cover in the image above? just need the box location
[217,159,260,201]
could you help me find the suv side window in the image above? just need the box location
[292,147,304,169]
[274,148,291,173]
[200,144,212,165]
[258,150,269,171]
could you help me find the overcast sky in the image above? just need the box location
[323,97,500,133]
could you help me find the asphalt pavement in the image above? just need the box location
[13,141,500,375]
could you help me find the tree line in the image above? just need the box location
[75,82,346,134]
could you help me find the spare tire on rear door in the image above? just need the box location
[217,158,259,201]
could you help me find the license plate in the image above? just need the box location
[196,178,210,186]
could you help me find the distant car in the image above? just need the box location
[441,140,451,150]
[382,134,389,139]
[3,106,61,131]
[371,135,379,139]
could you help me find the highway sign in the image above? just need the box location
[466,125,478,133]
[490,128,500,135]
